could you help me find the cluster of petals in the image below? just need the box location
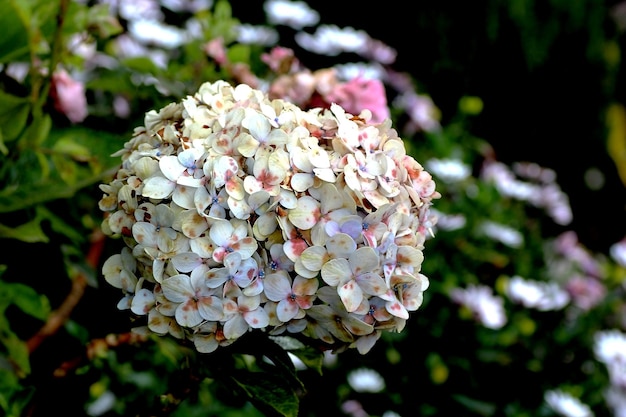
[99,80,439,354]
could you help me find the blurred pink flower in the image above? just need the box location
[51,69,88,123]
[324,76,390,123]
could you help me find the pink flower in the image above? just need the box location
[324,76,390,123]
[51,69,88,123]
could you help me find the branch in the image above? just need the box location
[26,229,105,353]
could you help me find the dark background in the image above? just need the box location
[231,0,626,253]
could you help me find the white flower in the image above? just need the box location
[99,80,439,354]
[347,368,386,393]
[544,389,594,417]
[506,275,570,311]
[450,284,507,329]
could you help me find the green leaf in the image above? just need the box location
[0,219,48,243]
[120,56,162,75]
[21,113,51,148]
[228,371,300,417]
[0,127,124,213]
[0,90,30,144]
[452,394,497,416]
[0,279,51,320]
[0,0,30,63]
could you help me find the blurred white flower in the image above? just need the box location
[506,276,570,311]
[264,0,319,29]
[129,19,188,48]
[481,160,572,226]
[426,158,471,183]
[235,24,279,46]
[609,238,626,267]
[295,25,369,56]
[479,220,523,248]
[450,284,507,329]
[429,209,466,231]
[594,329,626,388]
[347,368,386,393]
[605,386,626,417]
[544,389,594,417]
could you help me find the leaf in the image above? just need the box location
[228,370,300,417]
[0,279,51,320]
[0,0,30,63]
[606,102,626,187]
[0,90,30,144]
[452,394,497,416]
[0,127,124,213]
[0,219,48,243]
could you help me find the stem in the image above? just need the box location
[26,229,105,353]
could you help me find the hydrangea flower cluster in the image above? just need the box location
[98,80,439,355]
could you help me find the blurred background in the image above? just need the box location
[231,0,626,253]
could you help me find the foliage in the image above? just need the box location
[1,1,625,417]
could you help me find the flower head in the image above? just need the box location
[99,79,439,354]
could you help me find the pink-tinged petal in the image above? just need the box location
[171,252,201,273]
[283,238,309,262]
[228,195,252,220]
[174,299,202,327]
[142,175,176,199]
[276,299,299,322]
[173,185,196,210]
[397,246,425,270]
[326,233,357,259]
[130,289,155,315]
[356,273,388,297]
[209,219,233,246]
[386,299,409,319]
[278,189,298,209]
[198,296,224,321]
[225,176,245,200]
[194,333,219,353]
[244,308,270,329]
[288,196,321,230]
[231,237,258,260]
[223,298,239,315]
[349,247,379,275]
[263,271,291,302]
[161,274,194,303]
[180,210,209,239]
[293,275,319,297]
[300,246,328,272]
[102,253,137,290]
[243,278,264,296]
[338,280,364,313]
[148,310,173,335]
[132,222,158,247]
[243,175,263,195]
[175,299,203,327]
[224,314,249,340]
[342,315,375,337]
[321,258,350,286]
[212,156,237,187]
[206,267,229,288]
